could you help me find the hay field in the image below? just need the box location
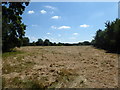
[2,46,119,88]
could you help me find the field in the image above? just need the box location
[2,46,119,88]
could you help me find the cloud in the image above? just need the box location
[51,26,71,30]
[44,5,56,10]
[40,10,47,14]
[80,24,90,28]
[51,16,61,19]
[58,26,71,29]
[46,33,51,35]
[28,10,35,14]
[73,33,78,35]
[51,26,57,29]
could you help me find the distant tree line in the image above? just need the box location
[22,38,91,46]
[92,19,120,53]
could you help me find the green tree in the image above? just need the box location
[43,39,50,46]
[58,42,63,46]
[22,37,30,46]
[93,18,120,53]
[30,41,36,46]
[36,39,43,46]
[53,42,57,46]
[2,2,29,52]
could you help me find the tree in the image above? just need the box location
[43,39,50,46]
[2,2,29,52]
[30,41,36,46]
[50,42,54,46]
[58,42,63,46]
[93,18,120,53]
[36,39,43,46]
[82,41,91,45]
[78,42,83,45]
[53,42,57,46]
[22,37,30,46]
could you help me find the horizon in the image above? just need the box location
[22,2,118,43]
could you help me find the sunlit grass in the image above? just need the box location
[2,50,24,58]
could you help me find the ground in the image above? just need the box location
[2,46,119,88]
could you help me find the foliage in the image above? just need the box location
[22,37,30,46]
[36,39,43,46]
[57,42,63,46]
[30,41,36,46]
[82,41,91,45]
[92,19,120,53]
[29,38,91,46]
[43,39,51,46]
[2,2,29,52]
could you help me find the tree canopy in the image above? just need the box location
[22,37,30,46]
[36,39,43,46]
[92,19,120,53]
[2,2,29,52]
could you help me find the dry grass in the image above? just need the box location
[2,46,119,88]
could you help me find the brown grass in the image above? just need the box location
[2,46,119,88]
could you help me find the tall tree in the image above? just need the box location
[93,18,120,53]
[2,2,29,52]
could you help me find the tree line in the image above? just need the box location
[92,19,120,53]
[22,37,91,46]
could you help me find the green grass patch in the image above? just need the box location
[2,50,24,58]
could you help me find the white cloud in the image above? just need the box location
[73,33,78,35]
[80,24,90,28]
[58,26,71,29]
[40,10,47,14]
[51,26,57,29]
[51,25,71,30]
[44,5,56,10]
[28,10,35,14]
[46,33,51,35]
[51,16,61,19]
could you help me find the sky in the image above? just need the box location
[22,2,118,43]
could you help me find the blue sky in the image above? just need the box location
[22,2,118,43]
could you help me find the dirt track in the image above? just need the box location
[2,46,119,88]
